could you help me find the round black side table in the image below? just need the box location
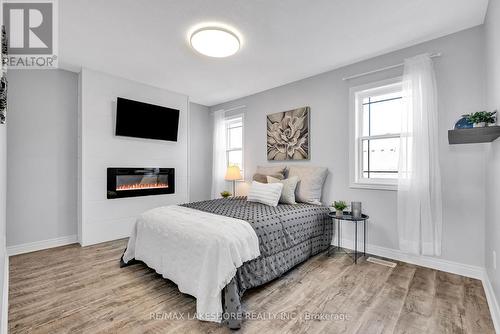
[328,212,369,264]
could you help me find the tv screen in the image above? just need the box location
[115,97,180,142]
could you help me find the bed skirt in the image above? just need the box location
[222,232,331,329]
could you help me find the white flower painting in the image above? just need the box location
[267,107,310,161]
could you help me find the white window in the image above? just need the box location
[225,115,244,178]
[350,78,402,190]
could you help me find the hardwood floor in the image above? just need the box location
[9,239,495,334]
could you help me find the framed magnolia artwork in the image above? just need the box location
[267,106,310,161]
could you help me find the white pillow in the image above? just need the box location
[267,176,299,205]
[287,166,328,205]
[247,181,284,207]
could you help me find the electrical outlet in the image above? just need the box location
[494,251,497,270]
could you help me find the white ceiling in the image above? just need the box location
[60,0,489,106]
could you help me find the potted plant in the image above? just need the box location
[220,190,232,198]
[464,111,497,128]
[332,201,347,217]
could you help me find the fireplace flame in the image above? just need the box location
[116,183,169,191]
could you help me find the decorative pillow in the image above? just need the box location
[252,172,284,183]
[256,165,287,178]
[287,166,328,205]
[247,181,284,207]
[267,176,299,204]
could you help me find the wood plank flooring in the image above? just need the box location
[8,239,495,334]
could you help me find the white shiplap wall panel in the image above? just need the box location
[79,68,189,246]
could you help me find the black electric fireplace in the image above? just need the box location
[107,168,175,199]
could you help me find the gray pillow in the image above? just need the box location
[253,173,284,183]
[267,176,299,204]
[287,166,328,205]
[256,165,287,178]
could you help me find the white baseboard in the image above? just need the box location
[1,254,8,334]
[337,238,484,279]
[482,271,500,333]
[7,235,78,256]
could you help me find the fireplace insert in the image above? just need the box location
[107,168,175,199]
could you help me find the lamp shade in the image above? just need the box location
[225,165,242,181]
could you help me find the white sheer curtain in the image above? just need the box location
[211,109,227,199]
[398,54,443,256]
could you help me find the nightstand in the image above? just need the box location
[328,212,369,264]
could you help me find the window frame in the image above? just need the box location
[225,114,244,180]
[349,77,402,191]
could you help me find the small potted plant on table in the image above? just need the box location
[333,201,347,217]
[220,191,232,199]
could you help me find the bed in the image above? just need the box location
[121,196,332,329]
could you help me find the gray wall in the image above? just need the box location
[7,70,78,246]
[189,102,212,202]
[485,0,500,304]
[212,26,487,267]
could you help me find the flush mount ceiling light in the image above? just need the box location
[190,27,240,58]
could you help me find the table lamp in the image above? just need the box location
[225,165,242,197]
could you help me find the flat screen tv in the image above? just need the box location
[115,97,180,142]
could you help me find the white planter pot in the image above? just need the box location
[473,122,486,128]
[336,210,343,217]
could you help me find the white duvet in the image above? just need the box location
[122,205,260,322]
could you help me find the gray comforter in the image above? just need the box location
[181,197,333,329]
